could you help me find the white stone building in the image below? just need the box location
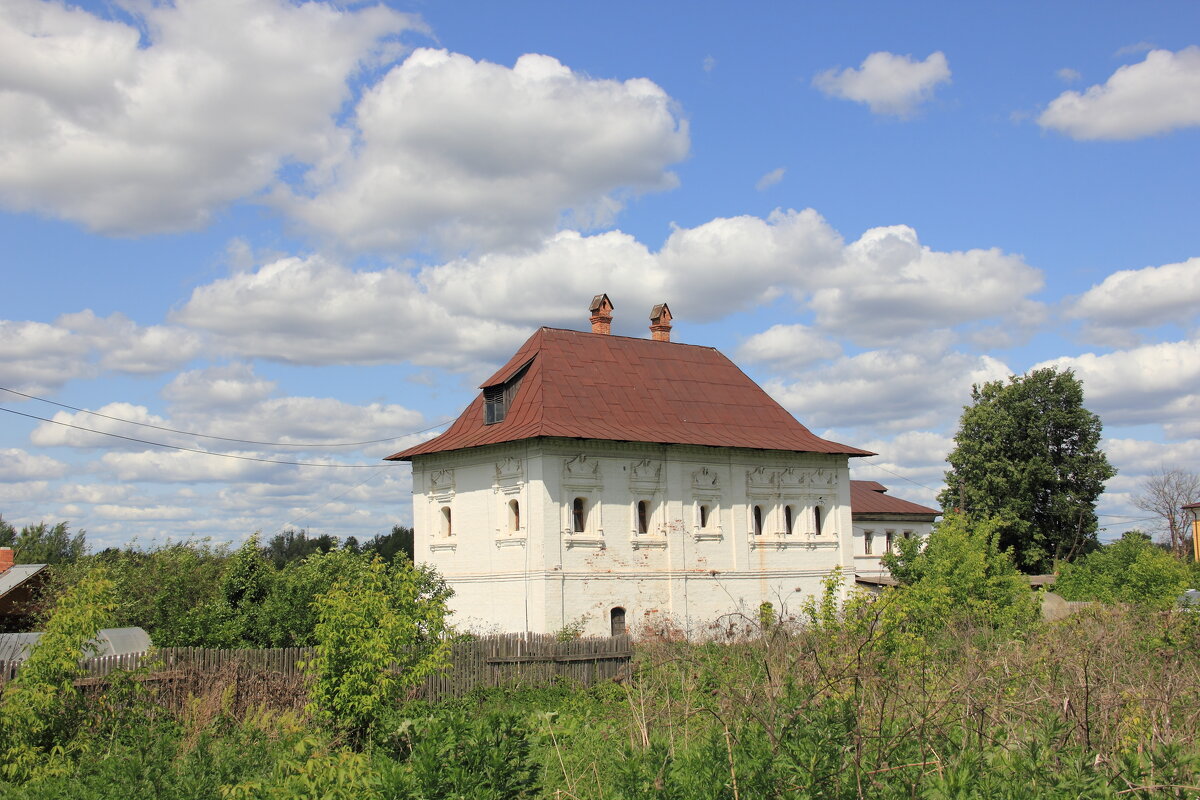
[850,481,939,586]
[388,297,934,637]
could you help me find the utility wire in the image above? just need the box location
[0,385,452,447]
[854,456,939,493]
[0,405,432,468]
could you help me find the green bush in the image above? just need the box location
[1056,531,1193,608]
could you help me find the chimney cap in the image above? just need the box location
[590,293,614,314]
[649,303,672,323]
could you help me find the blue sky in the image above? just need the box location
[2,0,1199,548]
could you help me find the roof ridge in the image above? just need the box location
[538,326,720,352]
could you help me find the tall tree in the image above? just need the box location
[939,367,1116,573]
[1133,468,1200,559]
[0,520,86,565]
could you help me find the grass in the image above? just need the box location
[1,603,1199,798]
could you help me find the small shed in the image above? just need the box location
[0,627,152,665]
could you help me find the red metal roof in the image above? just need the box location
[850,480,939,517]
[388,327,873,460]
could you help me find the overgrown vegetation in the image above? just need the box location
[2,514,1198,798]
[42,528,428,648]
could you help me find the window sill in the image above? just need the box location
[429,539,458,552]
[494,535,527,549]
[749,537,838,551]
[564,535,605,550]
[691,526,723,542]
[631,536,668,550]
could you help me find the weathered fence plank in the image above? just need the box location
[0,634,633,704]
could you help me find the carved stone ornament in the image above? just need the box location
[563,454,601,483]
[777,467,803,488]
[691,467,721,490]
[629,458,662,487]
[746,466,775,491]
[430,469,455,492]
[812,468,837,487]
[495,457,523,483]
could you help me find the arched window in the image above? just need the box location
[610,606,626,636]
[440,506,452,538]
[753,505,763,536]
[572,497,586,532]
[699,504,710,529]
[508,499,520,533]
[784,505,795,535]
[637,500,649,534]
[813,505,823,535]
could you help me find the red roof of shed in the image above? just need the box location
[850,480,939,517]
[387,327,872,460]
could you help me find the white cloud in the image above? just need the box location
[93,504,194,521]
[1034,339,1200,436]
[174,211,1043,369]
[29,403,179,450]
[1067,256,1200,336]
[0,312,204,394]
[100,449,287,483]
[173,254,533,371]
[56,483,135,505]
[809,225,1045,345]
[755,167,785,191]
[0,448,68,480]
[0,319,93,393]
[162,363,276,412]
[0,0,420,233]
[1115,41,1156,57]
[764,346,1010,433]
[737,324,841,371]
[814,51,950,116]
[1104,437,1200,476]
[1057,67,1082,83]
[1039,47,1200,140]
[280,48,689,252]
[56,311,203,373]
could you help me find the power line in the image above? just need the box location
[0,385,452,447]
[853,457,939,493]
[0,405,426,468]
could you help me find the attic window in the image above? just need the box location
[483,361,530,425]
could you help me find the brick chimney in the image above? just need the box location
[589,293,614,335]
[0,547,13,573]
[649,303,673,342]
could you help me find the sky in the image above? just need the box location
[2,0,1199,550]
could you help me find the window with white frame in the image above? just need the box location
[864,529,874,555]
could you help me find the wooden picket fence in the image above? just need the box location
[0,633,634,705]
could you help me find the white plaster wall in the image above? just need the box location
[412,438,857,637]
[851,518,934,579]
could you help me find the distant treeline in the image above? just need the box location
[0,515,413,568]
